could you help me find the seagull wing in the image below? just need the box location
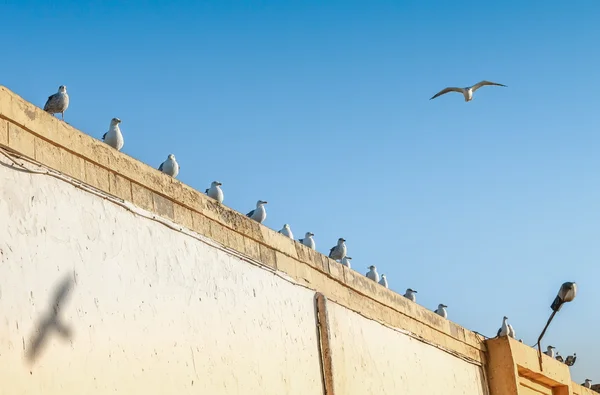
[328,246,336,257]
[158,162,164,171]
[471,80,507,92]
[205,188,209,194]
[430,87,463,100]
[299,238,304,243]
[102,132,107,140]
[246,209,255,217]
[43,93,57,110]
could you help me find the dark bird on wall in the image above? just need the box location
[328,238,347,260]
[43,85,69,120]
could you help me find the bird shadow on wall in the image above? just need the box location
[25,272,76,364]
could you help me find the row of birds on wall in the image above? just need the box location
[42,84,451,317]
[43,83,591,386]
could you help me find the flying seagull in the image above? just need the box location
[278,224,294,239]
[341,256,352,268]
[299,232,316,250]
[544,345,556,358]
[43,85,69,120]
[158,154,179,177]
[246,200,268,223]
[435,304,448,319]
[366,265,379,282]
[205,181,224,203]
[102,118,124,151]
[328,238,347,260]
[430,80,506,102]
[404,288,417,302]
[378,274,388,288]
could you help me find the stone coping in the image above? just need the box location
[0,86,486,363]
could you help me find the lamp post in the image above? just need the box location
[536,282,577,370]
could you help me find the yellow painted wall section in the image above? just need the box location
[327,301,487,395]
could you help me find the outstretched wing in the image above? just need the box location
[246,209,255,217]
[430,87,463,100]
[471,80,507,92]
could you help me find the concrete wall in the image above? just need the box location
[0,157,323,394]
[328,301,487,395]
[0,85,493,394]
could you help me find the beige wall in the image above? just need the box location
[328,301,488,395]
[0,157,323,394]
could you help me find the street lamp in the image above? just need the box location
[536,282,577,370]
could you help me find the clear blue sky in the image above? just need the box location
[2,0,599,384]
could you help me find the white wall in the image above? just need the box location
[0,160,324,394]
[327,301,488,395]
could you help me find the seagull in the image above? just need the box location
[430,80,506,102]
[328,238,347,260]
[43,85,69,121]
[366,265,379,282]
[157,154,179,177]
[582,379,592,388]
[508,323,516,339]
[298,232,316,250]
[205,181,224,203]
[341,256,352,268]
[278,224,294,239]
[246,200,268,223]
[565,353,577,367]
[435,304,448,319]
[555,353,564,363]
[544,345,556,358]
[102,118,124,151]
[497,316,512,337]
[404,288,417,302]
[378,274,388,288]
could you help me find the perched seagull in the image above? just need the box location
[404,288,417,302]
[366,265,379,282]
[555,353,564,363]
[43,85,69,120]
[497,316,512,337]
[565,353,577,367]
[582,379,592,388]
[544,346,556,358]
[246,200,268,223]
[102,118,124,151]
[157,154,179,177]
[435,304,448,319]
[278,224,294,239]
[378,274,388,288]
[298,232,316,250]
[508,323,516,339]
[205,181,224,203]
[430,80,507,102]
[340,256,352,268]
[328,238,347,260]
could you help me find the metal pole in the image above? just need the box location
[536,310,557,371]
